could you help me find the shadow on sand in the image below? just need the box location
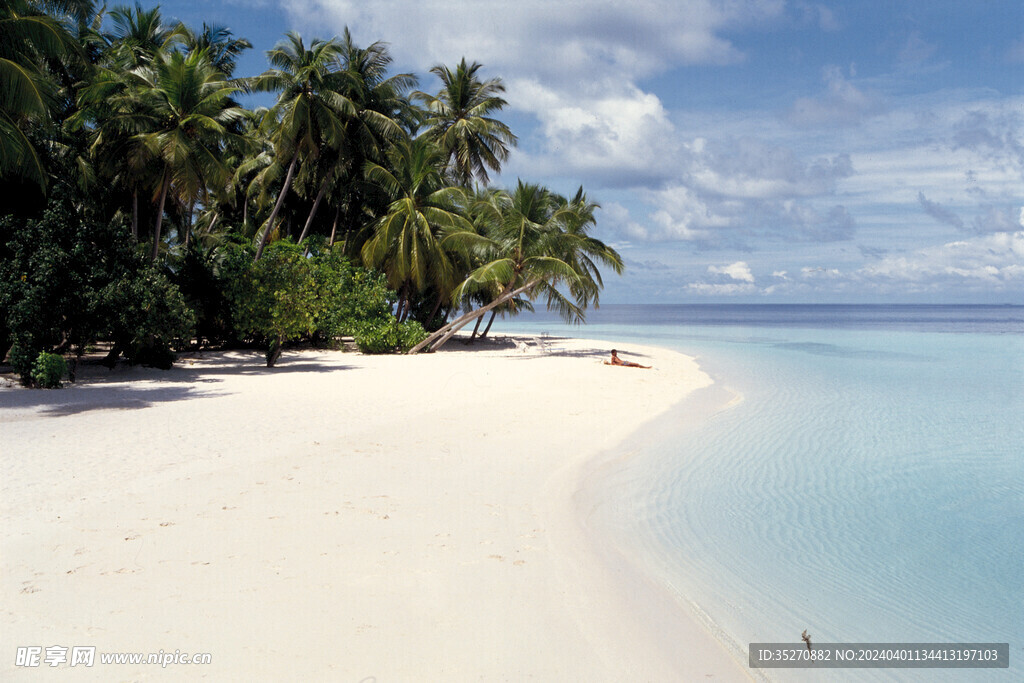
[0,350,355,417]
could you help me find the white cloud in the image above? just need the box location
[788,65,884,128]
[279,0,787,81]
[859,231,1024,286]
[688,137,853,199]
[506,79,680,185]
[709,261,755,282]
[601,202,653,241]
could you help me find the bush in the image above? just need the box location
[7,339,37,385]
[0,196,195,370]
[172,242,233,346]
[354,321,398,354]
[0,199,128,360]
[397,320,427,353]
[31,352,66,388]
[355,320,427,354]
[307,249,395,342]
[222,241,404,364]
[100,266,196,368]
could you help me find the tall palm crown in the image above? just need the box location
[361,135,470,316]
[179,23,251,77]
[0,0,83,188]
[107,49,245,259]
[415,58,517,187]
[291,28,414,246]
[105,2,179,67]
[254,32,352,170]
[249,32,355,258]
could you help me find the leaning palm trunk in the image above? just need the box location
[151,168,171,261]
[468,313,485,341]
[297,176,329,245]
[479,309,498,339]
[328,206,340,246]
[408,280,538,354]
[254,151,298,261]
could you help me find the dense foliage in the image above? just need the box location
[1,0,623,383]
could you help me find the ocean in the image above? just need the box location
[502,305,1023,681]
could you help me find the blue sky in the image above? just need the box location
[157,0,1024,303]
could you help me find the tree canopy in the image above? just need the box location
[1,1,624,380]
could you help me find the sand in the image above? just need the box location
[1,335,749,680]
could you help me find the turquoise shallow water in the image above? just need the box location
[502,306,1023,681]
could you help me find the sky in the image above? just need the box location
[156,0,1024,304]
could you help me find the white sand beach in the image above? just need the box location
[1,335,749,680]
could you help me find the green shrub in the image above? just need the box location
[355,320,426,354]
[0,196,195,370]
[31,352,66,388]
[397,320,427,353]
[7,339,37,385]
[223,240,319,367]
[100,266,195,368]
[308,251,395,343]
[355,321,398,354]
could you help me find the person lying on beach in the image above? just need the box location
[605,349,651,369]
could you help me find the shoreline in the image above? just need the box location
[1,335,748,680]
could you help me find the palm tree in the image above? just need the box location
[250,31,353,260]
[102,49,245,260]
[408,181,623,354]
[414,58,517,187]
[105,2,179,68]
[179,23,251,77]
[360,135,470,320]
[295,28,415,247]
[72,3,189,238]
[0,0,83,189]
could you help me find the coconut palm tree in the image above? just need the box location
[102,48,245,260]
[249,31,354,260]
[414,58,517,187]
[295,28,415,247]
[104,2,179,67]
[360,135,471,321]
[178,23,251,77]
[408,181,622,354]
[0,0,83,189]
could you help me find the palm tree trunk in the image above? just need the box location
[151,167,171,262]
[207,211,220,235]
[255,151,298,261]
[242,195,248,229]
[297,177,329,245]
[408,280,538,354]
[131,189,139,242]
[328,206,340,246]
[468,313,484,342]
[428,293,443,325]
[479,309,498,339]
[183,200,194,250]
[396,283,410,322]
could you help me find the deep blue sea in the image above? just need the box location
[502,305,1023,681]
